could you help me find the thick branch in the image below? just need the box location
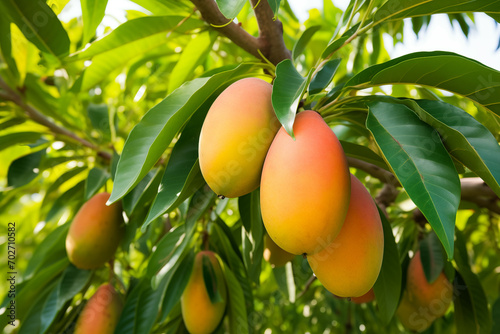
[250,0,291,64]
[348,157,500,215]
[189,0,261,59]
[0,76,111,160]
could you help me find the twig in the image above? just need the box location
[296,275,317,299]
[0,76,112,160]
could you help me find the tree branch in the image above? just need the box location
[189,0,261,60]
[250,0,291,64]
[296,275,317,299]
[0,76,112,160]
[348,157,500,215]
[190,0,291,66]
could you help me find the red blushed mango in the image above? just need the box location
[307,174,383,297]
[406,250,453,318]
[74,284,123,334]
[181,251,227,334]
[66,192,125,269]
[263,234,296,268]
[396,291,436,332]
[351,288,375,304]
[260,110,350,255]
[199,77,280,198]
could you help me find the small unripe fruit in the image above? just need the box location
[181,251,227,334]
[74,284,123,334]
[307,174,383,297]
[406,250,453,318]
[66,192,125,269]
[263,234,296,268]
[261,110,350,255]
[199,78,280,198]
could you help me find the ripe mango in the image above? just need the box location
[199,77,280,198]
[307,174,383,297]
[406,250,453,318]
[351,288,375,304]
[75,284,123,334]
[396,291,435,332]
[181,251,227,334]
[263,234,296,268]
[260,110,350,255]
[66,192,125,269]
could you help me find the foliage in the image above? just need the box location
[0,0,499,333]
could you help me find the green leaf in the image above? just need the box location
[413,99,500,197]
[134,275,169,334]
[109,63,259,204]
[216,255,248,334]
[0,132,43,151]
[309,58,341,95]
[374,0,500,24]
[373,207,401,324]
[321,23,359,58]
[0,0,70,58]
[146,226,186,279]
[24,224,70,279]
[454,229,492,333]
[46,180,85,223]
[419,232,445,284]
[292,25,322,61]
[87,103,111,139]
[40,265,92,333]
[7,149,46,187]
[202,255,223,304]
[84,167,109,200]
[123,167,163,216]
[454,272,481,334]
[81,0,108,43]
[339,140,389,170]
[114,279,145,333]
[366,101,460,259]
[215,0,246,19]
[160,250,195,321]
[344,51,500,117]
[492,297,500,334]
[0,18,19,82]
[168,31,216,93]
[267,0,282,17]
[272,59,309,139]
[238,189,264,284]
[145,105,208,227]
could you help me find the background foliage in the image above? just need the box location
[1,0,500,333]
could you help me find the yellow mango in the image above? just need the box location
[66,192,125,269]
[406,250,453,318]
[199,77,280,198]
[181,251,227,334]
[307,174,383,297]
[75,284,123,334]
[260,110,350,255]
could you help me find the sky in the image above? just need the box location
[60,0,500,71]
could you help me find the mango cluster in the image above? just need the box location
[65,192,125,269]
[397,250,453,332]
[199,78,384,299]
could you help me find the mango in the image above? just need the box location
[181,251,227,334]
[406,250,453,318]
[396,291,435,332]
[66,192,125,269]
[351,288,375,304]
[307,174,383,297]
[263,234,296,268]
[75,284,123,334]
[260,110,350,255]
[199,77,280,198]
